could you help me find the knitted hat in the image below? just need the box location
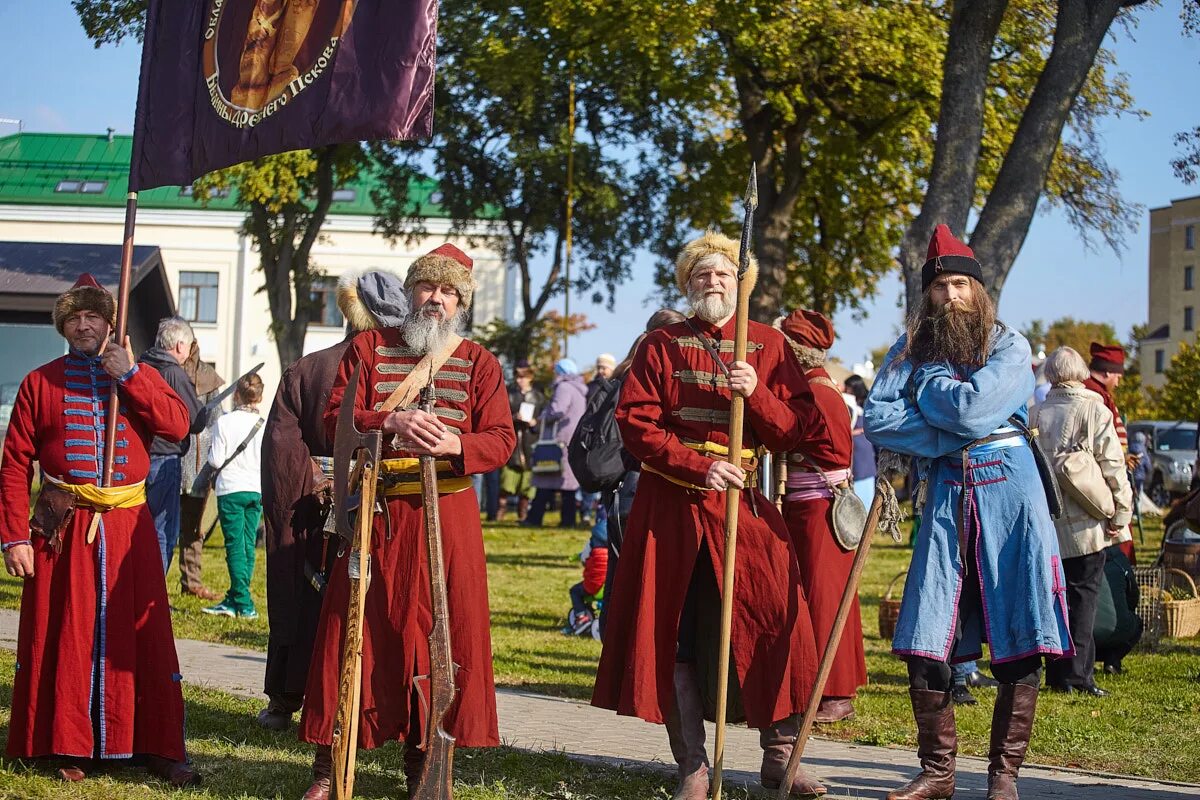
[921,224,983,292]
[674,231,757,294]
[780,309,835,350]
[404,243,476,309]
[555,358,579,376]
[53,273,116,335]
[337,268,408,330]
[1089,341,1127,374]
[596,353,616,369]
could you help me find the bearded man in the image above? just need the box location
[778,309,866,724]
[0,275,199,786]
[297,245,516,800]
[592,232,831,799]
[865,225,1073,800]
[258,268,407,732]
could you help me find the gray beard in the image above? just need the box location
[688,287,735,324]
[402,306,466,355]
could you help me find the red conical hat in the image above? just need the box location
[921,224,983,291]
[53,273,116,334]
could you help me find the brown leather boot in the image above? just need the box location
[664,663,709,800]
[759,715,827,797]
[987,684,1038,800]
[814,697,855,724]
[257,696,299,731]
[301,745,332,800]
[888,689,956,800]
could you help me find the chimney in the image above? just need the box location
[106,127,115,143]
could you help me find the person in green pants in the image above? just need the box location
[203,374,266,619]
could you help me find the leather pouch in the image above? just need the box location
[30,482,77,552]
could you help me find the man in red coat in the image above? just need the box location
[257,267,407,731]
[298,245,516,800]
[592,232,831,799]
[779,309,867,724]
[0,275,199,786]
[1084,341,1137,564]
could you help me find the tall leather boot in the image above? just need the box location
[987,684,1038,800]
[759,715,827,797]
[887,689,956,800]
[301,745,332,800]
[664,663,709,800]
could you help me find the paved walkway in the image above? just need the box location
[0,609,1196,798]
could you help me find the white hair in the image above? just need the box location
[1043,346,1090,386]
[155,316,195,350]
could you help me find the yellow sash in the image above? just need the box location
[641,440,759,492]
[378,458,473,497]
[45,476,147,510]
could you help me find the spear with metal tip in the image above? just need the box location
[711,164,757,800]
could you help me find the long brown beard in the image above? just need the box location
[904,292,997,368]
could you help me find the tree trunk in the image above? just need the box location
[900,0,1009,312]
[970,0,1145,300]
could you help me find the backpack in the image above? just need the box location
[568,376,629,492]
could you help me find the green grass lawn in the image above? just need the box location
[0,506,1197,797]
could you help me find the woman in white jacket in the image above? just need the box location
[202,374,266,620]
[1031,346,1132,697]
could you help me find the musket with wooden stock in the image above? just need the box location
[411,384,457,800]
[711,166,758,800]
[331,362,382,800]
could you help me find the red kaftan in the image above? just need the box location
[592,317,830,727]
[781,367,867,699]
[299,329,516,749]
[0,354,190,761]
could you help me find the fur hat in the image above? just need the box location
[53,273,116,335]
[674,231,758,295]
[404,243,476,309]
[781,308,835,350]
[337,269,408,331]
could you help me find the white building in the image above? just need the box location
[0,131,513,408]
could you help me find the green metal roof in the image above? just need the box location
[0,132,449,218]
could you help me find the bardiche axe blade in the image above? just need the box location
[334,361,382,544]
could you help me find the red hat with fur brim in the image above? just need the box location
[53,273,116,335]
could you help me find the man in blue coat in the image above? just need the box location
[865,225,1073,800]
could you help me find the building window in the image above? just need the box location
[1187,266,1194,291]
[332,188,357,203]
[1156,349,1166,374]
[178,271,219,323]
[179,185,230,199]
[311,280,344,328]
[54,179,107,193]
[1188,225,1196,251]
[1187,307,1194,332]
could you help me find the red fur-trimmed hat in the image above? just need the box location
[780,308,835,350]
[1089,341,1127,374]
[922,224,983,292]
[404,243,477,309]
[53,273,116,335]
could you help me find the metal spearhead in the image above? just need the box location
[334,361,382,546]
[738,164,758,280]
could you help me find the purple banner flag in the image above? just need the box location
[129,0,437,191]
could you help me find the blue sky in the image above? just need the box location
[2,1,1198,371]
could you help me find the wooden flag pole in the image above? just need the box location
[88,192,138,544]
[775,488,884,800]
[711,166,757,800]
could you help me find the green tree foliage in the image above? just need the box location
[72,0,145,46]
[1020,317,1119,361]
[476,311,595,385]
[369,0,683,363]
[1172,0,1200,182]
[194,145,369,368]
[1155,339,1200,422]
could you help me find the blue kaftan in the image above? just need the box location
[864,326,1073,664]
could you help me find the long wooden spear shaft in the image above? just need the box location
[711,165,757,800]
[775,487,885,800]
[88,192,138,544]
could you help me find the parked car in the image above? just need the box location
[1127,420,1198,507]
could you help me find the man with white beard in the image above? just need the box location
[296,244,516,800]
[592,232,833,799]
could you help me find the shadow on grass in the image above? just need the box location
[485,553,578,569]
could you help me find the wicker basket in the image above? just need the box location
[1162,568,1200,639]
[878,570,907,640]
